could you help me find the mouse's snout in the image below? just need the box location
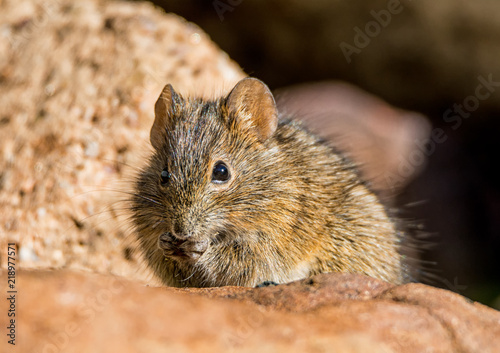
[158,232,208,261]
[172,221,190,240]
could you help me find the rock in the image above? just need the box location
[275,82,431,194]
[4,269,499,352]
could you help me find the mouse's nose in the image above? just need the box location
[159,232,187,248]
[172,221,189,240]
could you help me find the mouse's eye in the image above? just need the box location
[212,161,230,183]
[160,168,171,185]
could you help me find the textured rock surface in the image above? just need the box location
[3,270,499,353]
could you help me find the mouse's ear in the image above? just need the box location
[151,84,182,150]
[226,78,278,142]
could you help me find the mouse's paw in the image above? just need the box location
[255,281,279,288]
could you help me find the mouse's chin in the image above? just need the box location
[158,233,208,262]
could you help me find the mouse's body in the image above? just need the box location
[131,78,403,287]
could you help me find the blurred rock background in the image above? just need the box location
[152,0,500,307]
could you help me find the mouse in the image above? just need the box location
[130,77,404,287]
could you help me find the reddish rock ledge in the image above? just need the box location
[2,270,499,353]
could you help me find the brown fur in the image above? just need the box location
[131,78,403,287]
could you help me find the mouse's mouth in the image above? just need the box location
[158,233,208,262]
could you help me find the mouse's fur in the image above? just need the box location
[131,78,403,287]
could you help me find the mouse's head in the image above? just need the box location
[132,78,290,286]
